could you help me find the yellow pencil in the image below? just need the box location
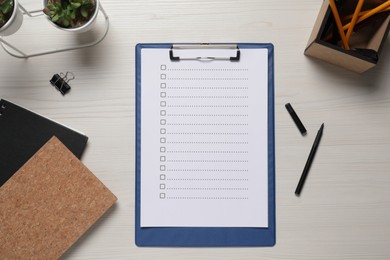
[344,6,390,20]
[346,0,365,41]
[343,0,390,31]
[329,0,350,50]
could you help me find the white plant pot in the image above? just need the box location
[0,0,23,36]
[43,0,100,33]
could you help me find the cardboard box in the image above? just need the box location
[305,0,390,73]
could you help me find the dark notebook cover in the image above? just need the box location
[0,99,88,187]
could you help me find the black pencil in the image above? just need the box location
[295,123,324,196]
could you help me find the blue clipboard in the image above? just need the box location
[135,43,275,247]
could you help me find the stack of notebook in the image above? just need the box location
[0,99,117,258]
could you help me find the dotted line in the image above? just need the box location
[167,69,249,71]
[166,197,248,200]
[167,178,249,181]
[167,187,249,190]
[167,160,248,163]
[167,96,248,99]
[167,114,248,117]
[167,133,248,135]
[168,78,248,81]
[167,87,249,90]
[167,105,248,108]
[167,123,248,126]
[167,151,248,154]
[167,141,248,144]
[167,169,248,172]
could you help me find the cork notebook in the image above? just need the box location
[0,137,117,259]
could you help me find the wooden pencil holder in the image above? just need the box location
[305,0,390,73]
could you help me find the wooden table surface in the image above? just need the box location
[1,0,390,259]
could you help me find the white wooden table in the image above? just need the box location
[1,0,390,259]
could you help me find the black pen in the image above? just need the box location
[295,123,324,196]
[285,103,307,135]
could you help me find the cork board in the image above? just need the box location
[0,136,117,259]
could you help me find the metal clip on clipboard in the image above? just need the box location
[169,44,240,62]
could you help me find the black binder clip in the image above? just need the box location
[50,72,74,95]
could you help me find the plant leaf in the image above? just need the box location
[80,6,88,18]
[62,18,69,27]
[52,14,60,22]
[70,9,76,19]
[0,2,11,14]
[71,2,81,8]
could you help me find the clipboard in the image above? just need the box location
[135,43,275,246]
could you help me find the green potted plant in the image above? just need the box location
[0,0,23,36]
[43,0,99,33]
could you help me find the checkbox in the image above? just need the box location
[160,174,166,180]
[161,74,166,79]
[160,183,166,190]
[160,119,166,125]
[160,156,166,162]
[161,65,166,70]
[160,101,166,107]
[160,137,166,143]
[160,83,166,89]
[160,92,166,98]
[160,165,166,171]
[160,193,166,199]
[160,110,166,116]
[160,128,166,134]
[160,147,166,153]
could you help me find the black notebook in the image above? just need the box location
[0,99,88,187]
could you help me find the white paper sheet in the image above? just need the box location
[140,47,269,227]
